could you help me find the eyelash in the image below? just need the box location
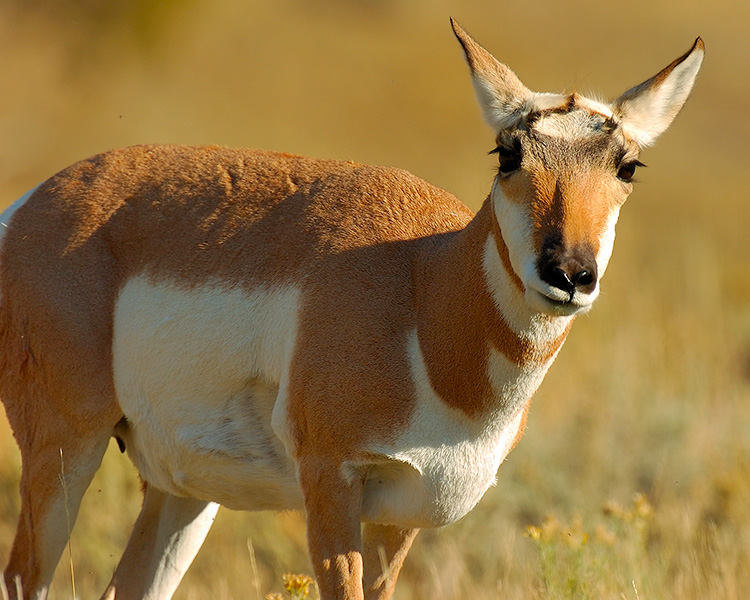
[489,144,522,175]
[617,160,645,182]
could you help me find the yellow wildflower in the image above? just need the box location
[282,573,314,599]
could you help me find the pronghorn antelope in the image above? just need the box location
[0,19,702,600]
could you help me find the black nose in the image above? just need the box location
[538,249,598,299]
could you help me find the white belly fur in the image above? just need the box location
[112,276,303,511]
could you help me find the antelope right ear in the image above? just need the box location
[451,18,533,132]
[613,38,705,147]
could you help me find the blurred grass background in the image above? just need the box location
[0,0,748,598]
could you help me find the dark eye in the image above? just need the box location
[617,160,644,183]
[489,144,522,175]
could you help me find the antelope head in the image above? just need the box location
[452,19,704,316]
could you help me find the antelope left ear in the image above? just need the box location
[451,18,533,132]
[614,38,705,147]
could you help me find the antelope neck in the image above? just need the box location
[412,198,571,419]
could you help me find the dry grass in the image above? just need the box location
[1,0,749,598]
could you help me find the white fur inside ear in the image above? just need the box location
[471,77,529,131]
[615,41,704,147]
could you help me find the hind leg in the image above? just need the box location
[100,483,218,600]
[3,430,110,600]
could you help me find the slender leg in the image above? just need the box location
[362,523,419,600]
[3,434,110,600]
[298,458,365,600]
[100,483,218,600]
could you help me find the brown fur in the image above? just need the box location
[0,145,545,598]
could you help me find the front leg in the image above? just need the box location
[362,523,419,600]
[100,483,218,600]
[298,458,365,600]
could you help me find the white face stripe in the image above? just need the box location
[533,109,610,140]
[491,180,537,292]
[574,96,615,119]
[482,228,532,335]
[483,233,573,346]
[595,207,621,277]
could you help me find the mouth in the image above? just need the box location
[526,287,595,317]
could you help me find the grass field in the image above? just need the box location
[1,1,749,598]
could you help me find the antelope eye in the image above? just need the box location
[490,144,522,175]
[617,161,643,183]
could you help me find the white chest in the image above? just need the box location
[359,330,553,528]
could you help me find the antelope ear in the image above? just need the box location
[614,38,705,147]
[451,18,532,132]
